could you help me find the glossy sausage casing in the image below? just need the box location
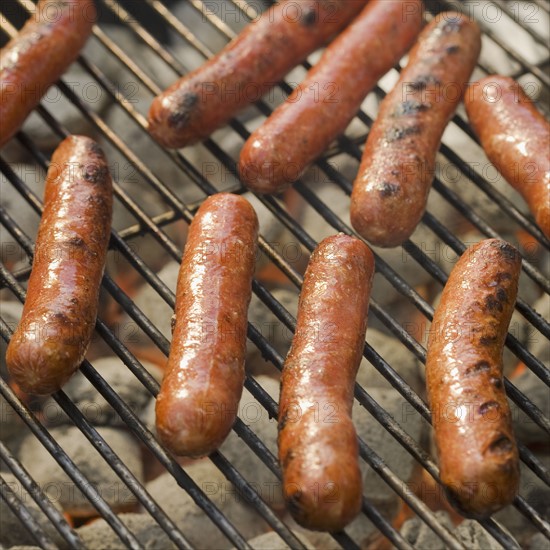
[426,239,521,518]
[351,12,481,247]
[147,0,367,149]
[155,193,258,457]
[278,234,374,531]
[6,136,113,395]
[0,0,96,147]
[465,75,550,238]
[239,0,424,194]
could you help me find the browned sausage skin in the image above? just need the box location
[6,136,113,395]
[155,193,258,457]
[0,0,96,147]
[465,75,550,238]
[239,0,424,194]
[350,12,481,247]
[147,0,367,149]
[426,239,521,518]
[278,234,374,531]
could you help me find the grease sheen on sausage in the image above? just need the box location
[239,0,424,194]
[6,136,113,395]
[155,193,258,457]
[147,0,367,149]
[0,0,96,147]
[426,239,521,518]
[350,12,481,247]
[465,75,550,238]
[278,234,374,531]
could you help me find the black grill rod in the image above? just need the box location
[0,475,58,550]
[0,270,252,550]
[53,391,195,550]
[201,139,550,435]
[0,353,142,548]
[493,0,550,47]
[425,0,550,88]
[0,441,85,549]
[430,177,550,292]
[439,142,550,252]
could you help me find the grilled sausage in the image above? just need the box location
[6,136,113,395]
[147,0,367,149]
[426,239,521,518]
[465,75,550,238]
[155,193,258,457]
[350,12,481,247]
[278,234,374,531]
[0,0,96,147]
[239,0,424,194]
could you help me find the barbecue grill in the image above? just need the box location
[1,0,549,548]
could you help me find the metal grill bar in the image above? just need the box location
[0,474,58,550]
[0,441,85,549]
[1,0,549,548]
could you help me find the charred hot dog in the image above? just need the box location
[350,12,481,247]
[278,233,374,531]
[6,135,113,395]
[426,238,521,518]
[0,0,96,147]
[465,75,550,238]
[155,193,258,457]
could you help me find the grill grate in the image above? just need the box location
[1,0,549,548]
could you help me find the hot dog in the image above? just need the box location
[426,239,521,518]
[350,12,481,247]
[155,193,258,457]
[6,135,113,395]
[278,234,374,531]
[239,0,424,194]
[0,0,96,147]
[147,0,367,149]
[465,75,550,238]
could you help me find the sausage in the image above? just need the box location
[6,136,113,395]
[278,234,374,531]
[147,0,367,149]
[0,0,96,147]
[465,75,550,238]
[239,0,424,194]
[426,238,521,518]
[155,193,258,457]
[350,12,481,247]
